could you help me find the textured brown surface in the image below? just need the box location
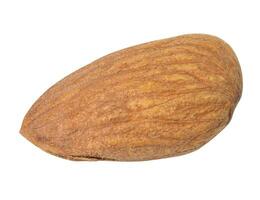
[20,34,242,161]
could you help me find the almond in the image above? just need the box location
[20,34,242,161]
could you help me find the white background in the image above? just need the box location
[0,0,259,199]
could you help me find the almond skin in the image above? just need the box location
[20,34,242,161]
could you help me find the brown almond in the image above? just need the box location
[20,34,242,161]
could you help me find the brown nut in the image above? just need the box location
[20,34,242,161]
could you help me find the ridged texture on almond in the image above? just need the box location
[20,34,242,161]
